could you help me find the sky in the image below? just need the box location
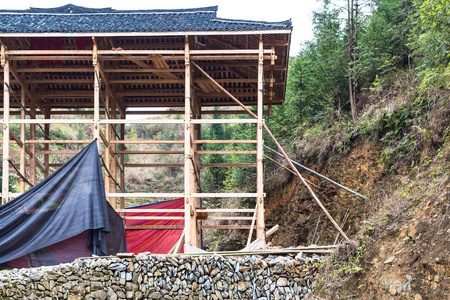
[0,0,322,56]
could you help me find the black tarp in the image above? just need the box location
[0,140,126,266]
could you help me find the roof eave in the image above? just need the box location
[0,29,292,37]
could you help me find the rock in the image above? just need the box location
[237,281,250,291]
[414,294,423,300]
[277,278,288,287]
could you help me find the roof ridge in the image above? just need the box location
[0,4,219,14]
[212,17,292,27]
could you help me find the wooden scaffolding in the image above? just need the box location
[0,6,293,252]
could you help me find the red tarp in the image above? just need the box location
[125,198,184,254]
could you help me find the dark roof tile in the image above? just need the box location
[0,4,292,34]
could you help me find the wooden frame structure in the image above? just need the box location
[0,5,295,252]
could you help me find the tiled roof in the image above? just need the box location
[0,4,292,34]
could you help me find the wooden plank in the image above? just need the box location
[123,163,184,168]
[196,208,255,213]
[110,140,184,144]
[266,224,279,237]
[190,119,258,124]
[194,140,257,144]
[99,119,184,124]
[257,35,265,240]
[115,209,184,213]
[206,216,254,221]
[10,119,94,124]
[113,150,184,155]
[190,193,259,198]
[125,225,184,230]
[123,216,184,220]
[197,150,256,154]
[25,140,92,144]
[19,87,26,192]
[200,225,252,230]
[2,55,10,203]
[200,163,257,168]
[106,193,184,198]
[246,205,258,248]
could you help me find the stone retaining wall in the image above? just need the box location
[0,253,322,299]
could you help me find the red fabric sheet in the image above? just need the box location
[125,198,184,254]
[8,231,92,269]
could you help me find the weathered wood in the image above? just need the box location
[200,163,257,167]
[266,224,279,237]
[115,209,184,213]
[113,150,184,155]
[125,225,184,230]
[194,140,257,144]
[19,87,26,192]
[256,35,265,240]
[246,205,258,248]
[110,140,184,144]
[2,54,10,203]
[197,150,256,154]
[200,225,252,230]
[123,216,184,220]
[123,163,183,168]
[195,209,255,213]
[190,193,259,198]
[190,119,257,124]
[106,193,184,198]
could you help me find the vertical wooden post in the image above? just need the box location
[93,37,100,150]
[44,109,50,178]
[110,95,117,208]
[184,35,194,252]
[29,97,36,185]
[19,86,26,193]
[119,111,125,210]
[2,47,10,204]
[194,98,202,247]
[104,84,111,205]
[256,35,265,240]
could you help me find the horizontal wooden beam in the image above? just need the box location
[194,140,257,144]
[190,119,258,124]
[124,163,184,168]
[200,163,257,167]
[200,225,252,230]
[109,140,184,144]
[106,193,184,198]
[114,150,184,155]
[125,225,184,230]
[123,216,184,220]
[116,209,185,213]
[190,193,261,198]
[197,150,256,154]
[99,119,184,124]
[197,208,255,213]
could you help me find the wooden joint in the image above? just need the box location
[0,45,5,67]
[92,37,98,66]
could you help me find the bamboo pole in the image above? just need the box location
[192,61,350,242]
[184,35,194,253]
[93,38,100,151]
[246,204,258,248]
[2,50,10,203]
[19,86,26,193]
[256,35,265,240]
[44,109,50,178]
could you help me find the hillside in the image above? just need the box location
[263,71,449,298]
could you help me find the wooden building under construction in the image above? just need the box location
[0,5,292,252]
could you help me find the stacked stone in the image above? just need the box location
[0,253,322,300]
